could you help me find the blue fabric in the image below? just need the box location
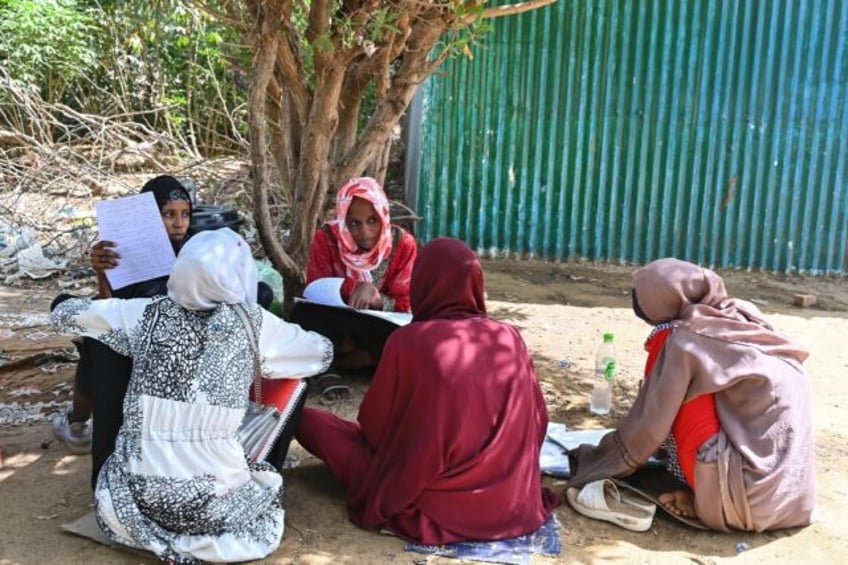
[405,515,561,565]
[540,423,665,478]
[540,423,572,477]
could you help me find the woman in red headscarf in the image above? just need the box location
[290,177,417,374]
[295,237,560,544]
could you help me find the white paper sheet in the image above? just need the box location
[94,192,176,290]
[298,277,412,327]
[302,277,347,306]
[360,310,412,326]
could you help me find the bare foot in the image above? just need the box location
[658,489,696,518]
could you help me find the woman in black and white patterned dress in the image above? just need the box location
[50,228,332,563]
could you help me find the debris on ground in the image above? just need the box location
[793,293,817,307]
[0,322,77,426]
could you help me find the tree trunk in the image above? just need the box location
[233,0,490,314]
[287,63,346,267]
[247,0,302,287]
[280,274,305,319]
[367,140,392,185]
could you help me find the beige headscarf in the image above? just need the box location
[632,258,807,362]
[569,258,816,532]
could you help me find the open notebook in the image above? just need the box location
[295,277,412,326]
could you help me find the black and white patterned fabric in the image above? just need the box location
[661,434,690,487]
[52,296,332,563]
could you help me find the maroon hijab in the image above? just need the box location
[348,237,558,544]
[411,237,486,321]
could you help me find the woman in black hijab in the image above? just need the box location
[91,175,193,298]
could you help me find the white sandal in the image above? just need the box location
[566,479,656,532]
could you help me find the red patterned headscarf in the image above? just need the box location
[330,177,393,282]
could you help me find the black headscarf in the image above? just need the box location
[140,175,192,214]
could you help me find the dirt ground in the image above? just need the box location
[1,259,847,564]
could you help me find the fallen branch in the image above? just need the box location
[481,0,558,19]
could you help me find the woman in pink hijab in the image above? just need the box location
[307,176,416,311]
[296,237,559,544]
[568,258,816,532]
[290,177,417,375]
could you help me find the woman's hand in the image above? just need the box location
[90,240,121,274]
[349,282,383,310]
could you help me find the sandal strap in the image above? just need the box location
[316,372,343,385]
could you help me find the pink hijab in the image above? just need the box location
[330,177,393,283]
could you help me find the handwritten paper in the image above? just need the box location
[95,192,176,290]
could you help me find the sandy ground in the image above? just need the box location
[1,259,847,564]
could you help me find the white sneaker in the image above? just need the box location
[51,407,92,455]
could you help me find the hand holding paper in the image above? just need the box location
[94,192,176,290]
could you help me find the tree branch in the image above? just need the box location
[481,0,558,19]
[332,9,450,185]
[273,17,311,127]
[307,0,331,42]
[265,91,295,202]
[287,64,346,266]
[333,22,405,163]
[189,1,249,32]
[333,75,366,163]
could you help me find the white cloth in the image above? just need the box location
[168,228,259,310]
[51,296,333,562]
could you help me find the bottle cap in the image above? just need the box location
[603,332,614,342]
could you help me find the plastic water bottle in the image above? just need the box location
[590,332,616,415]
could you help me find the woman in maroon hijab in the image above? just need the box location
[296,237,559,544]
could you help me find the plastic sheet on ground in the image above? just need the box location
[13,244,68,280]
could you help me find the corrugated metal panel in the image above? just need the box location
[413,0,848,273]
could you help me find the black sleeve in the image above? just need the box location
[257,281,274,310]
[111,276,169,299]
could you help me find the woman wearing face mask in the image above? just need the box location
[289,177,417,395]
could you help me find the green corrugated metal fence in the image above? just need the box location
[410,0,848,273]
